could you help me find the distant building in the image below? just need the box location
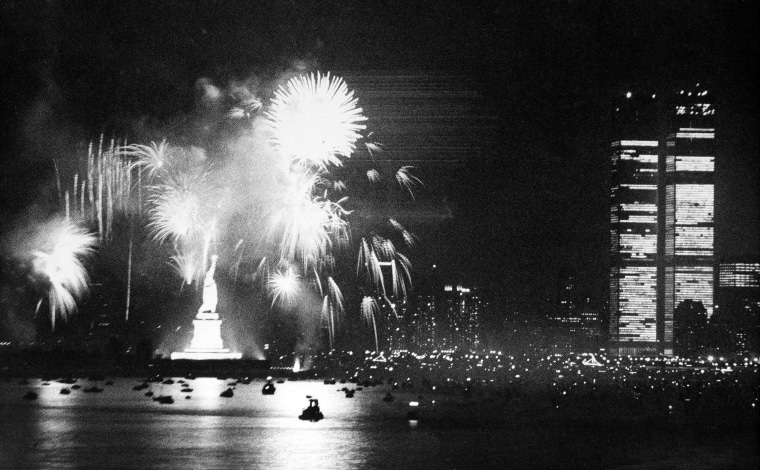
[441,284,483,351]
[713,259,760,353]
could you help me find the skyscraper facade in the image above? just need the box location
[660,84,716,355]
[610,139,660,354]
[609,84,716,355]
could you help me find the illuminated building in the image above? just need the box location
[718,261,760,289]
[610,138,660,354]
[609,84,716,356]
[659,84,716,355]
[441,284,483,351]
[713,259,760,353]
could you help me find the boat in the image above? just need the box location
[180,387,193,393]
[60,388,71,395]
[133,382,149,391]
[405,401,421,421]
[299,398,324,421]
[220,388,234,398]
[262,382,276,395]
[155,395,174,404]
[345,389,355,398]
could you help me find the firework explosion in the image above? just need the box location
[265,72,367,171]
[30,219,97,329]
[39,71,419,352]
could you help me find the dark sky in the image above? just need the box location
[1,0,758,308]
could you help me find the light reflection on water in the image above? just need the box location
[0,378,461,469]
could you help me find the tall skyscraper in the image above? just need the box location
[609,139,660,354]
[609,84,716,355]
[609,91,662,355]
[660,84,715,355]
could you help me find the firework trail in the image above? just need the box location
[361,296,380,353]
[30,219,97,329]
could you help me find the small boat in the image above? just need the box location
[83,386,104,393]
[383,393,395,403]
[262,382,276,395]
[406,401,421,421]
[145,391,154,397]
[345,389,355,398]
[60,388,71,395]
[323,378,336,385]
[155,395,174,404]
[162,379,174,385]
[276,379,285,384]
[220,388,234,398]
[71,385,81,390]
[133,382,149,391]
[22,391,38,400]
[299,398,324,421]
[180,387,193,393]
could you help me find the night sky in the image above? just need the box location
[1,0,758,311]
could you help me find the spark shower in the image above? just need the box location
[12,72,419,354]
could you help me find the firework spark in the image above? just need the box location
[121,139,172,180]
[360,296,380,352]
[268,266,300,307]
[269,171,350,269]
[395,166,422,199]
[266,72,367,170]
[147,171,214,244]
[31,220,97,329]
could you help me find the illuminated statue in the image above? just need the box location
[198,255,218,313]
[172,253,241,360]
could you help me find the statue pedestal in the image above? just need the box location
[170,312,242,360]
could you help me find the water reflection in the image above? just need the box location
[2,378,428,469]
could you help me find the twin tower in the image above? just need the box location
[609,84,715,356]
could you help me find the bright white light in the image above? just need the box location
[32,219,97,329]
[268,267,300,307]
[266,72,367,170]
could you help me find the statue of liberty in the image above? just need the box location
[198,255,218,314]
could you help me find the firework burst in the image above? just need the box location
[265,72,367,170]
[268,265,300,308]
[31,220,97,329]
[121,139,172,180]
